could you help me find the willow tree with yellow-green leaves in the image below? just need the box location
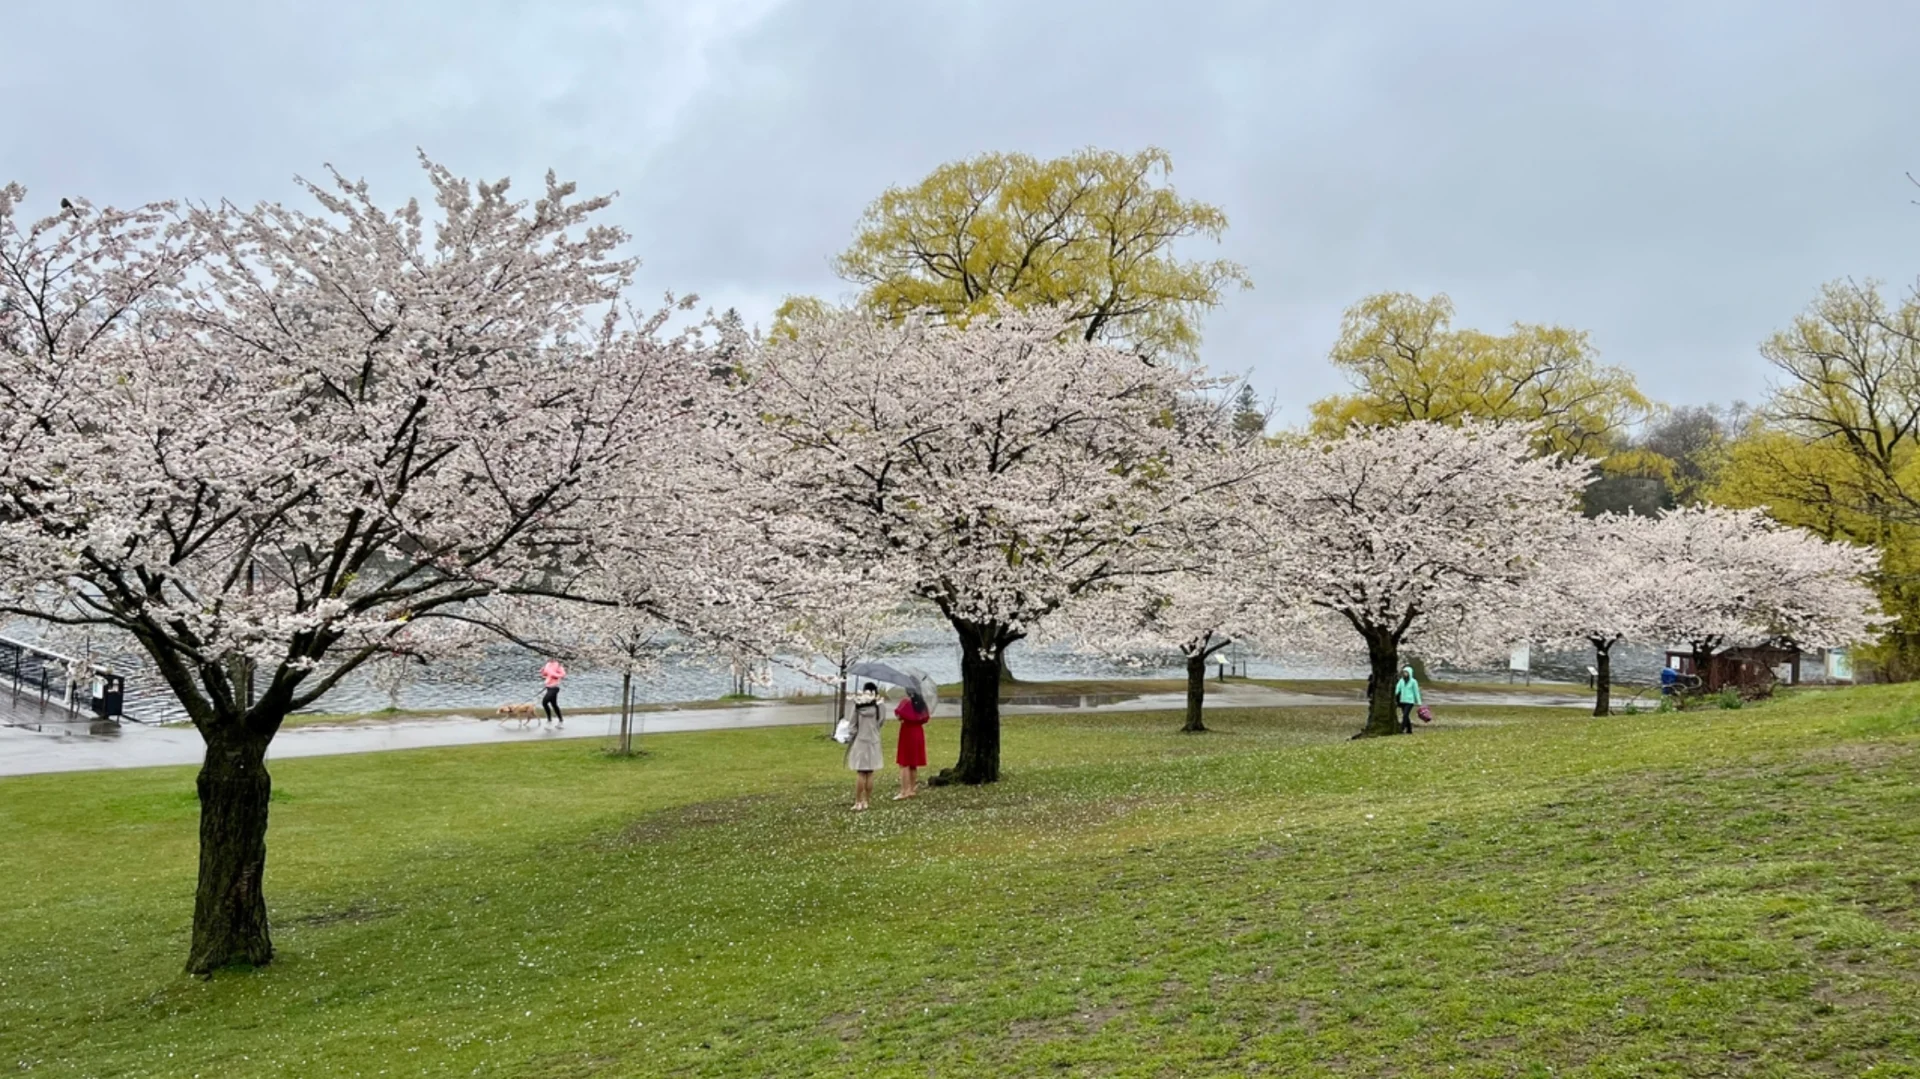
[822,147,1249,362]
[1309,292,1652,463]
[1711,278,1920,678]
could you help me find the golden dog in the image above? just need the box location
[493,702,538,727]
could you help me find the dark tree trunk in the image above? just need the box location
[1591,638,1613,717]
[939,619,1007,785]
[998,651,1016,685]
[618,670,634,754]
[187,725,275,974]
[1183,650,1208,732]
[1361,632,1401,737]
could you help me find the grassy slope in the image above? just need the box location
[2,688,1916,1077]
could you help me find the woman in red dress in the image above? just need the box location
[892,690,930,800]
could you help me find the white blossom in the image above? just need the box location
[0,161,737,971]
[736,308,1259,779]
[1261,421,1592,734]
[1642,504,1882,657]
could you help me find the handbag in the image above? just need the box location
[835,696,881,744]
[1417,705,1433,723]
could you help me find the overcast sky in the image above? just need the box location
[5,0,1916,422]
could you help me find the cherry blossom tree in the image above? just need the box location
[1502,506,1879,712]
[1517,513,1669,716]
[0,162,729,973]
[590,478,923,737]
[475,590,665,752]
[739,308,1255,783]
[1038,459,1285,732]
[1643,505,1881,678]
[776,567,914,731]
[362,616,493,713]
[1263,422,1591,736]
[1040,567,1260,732]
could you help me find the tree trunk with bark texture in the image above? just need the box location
[1361,633,1401,737]
[940,619,1006,785]
[618,671,634,754]
[1183,650,1208,732]
[187,724,275,974]
[1592,639,1613,717]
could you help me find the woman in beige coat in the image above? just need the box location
[845,683,885,810]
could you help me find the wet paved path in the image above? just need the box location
[0,688,90,731]
[0,683,1591,778]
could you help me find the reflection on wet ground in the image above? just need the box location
[0,691,106,733]
[998,692,1141,707]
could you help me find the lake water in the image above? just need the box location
[8,620,1653,724]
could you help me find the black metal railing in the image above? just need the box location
[0,635,125,726]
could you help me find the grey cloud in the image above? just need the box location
[5,0,1917,416]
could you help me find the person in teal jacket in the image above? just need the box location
[1394,665,1422,733]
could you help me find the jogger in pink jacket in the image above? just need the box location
[540,659,567,724]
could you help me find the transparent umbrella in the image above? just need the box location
[847,660,938,711]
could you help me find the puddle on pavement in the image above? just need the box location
[1000,692,1143,707]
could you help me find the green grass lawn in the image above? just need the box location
[3,687,1917,1077]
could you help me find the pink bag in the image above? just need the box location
[1417,705,1432,723]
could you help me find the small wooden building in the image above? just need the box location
[1664,645,1802,694]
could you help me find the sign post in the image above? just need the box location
[1508,642,1531,686]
